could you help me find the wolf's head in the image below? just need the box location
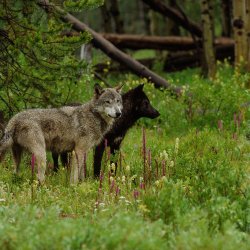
[125,84,160,119]
[93,84,123,119]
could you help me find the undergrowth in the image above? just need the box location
[0,64,249,250]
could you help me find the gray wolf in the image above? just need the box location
[0,84,123,184]
[53,84,159,177]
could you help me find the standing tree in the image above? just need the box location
[201,0,216,78]
[233,0,248,67]
[110,0,124,33]
[246,0,250,72]
[221,0,233,37]
[100,1,112,33]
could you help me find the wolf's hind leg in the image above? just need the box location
[18,128,47,184]
[12,144,23,174]
[34,148,46,185]
[52,152,59,172]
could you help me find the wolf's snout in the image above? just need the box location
[153,110,160,118]
[115,111,122,118]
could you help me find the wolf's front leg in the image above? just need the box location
[75,149,86,181]
[70,151,79,184]
[79,152,87,181]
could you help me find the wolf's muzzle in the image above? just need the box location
[115,111,122,118]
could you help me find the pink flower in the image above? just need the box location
[133,189,139,199]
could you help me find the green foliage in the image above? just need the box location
[0,0,99,116]
[1,51,250,248]
[64,0,103,11]
[0,205,167,250]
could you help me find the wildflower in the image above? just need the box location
[175,138,179,154]
[110,176,114,183]
[155,180,160,187]
[109,163,116,173]
[125,165,130,174]
[138,204,150,213]
[130,175,137,182]
[122,175,126,184]
[161,176,167,182]
[115,186,120,196]
[125,200,131,205]
[140,182,145,190]
[160,150,168,161]
[133,189,139,199]
[170,161,174,168]
[99,203,105,207]
[110,179,115,193]
[139,177,143,183]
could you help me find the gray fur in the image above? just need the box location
[0,85,122,184]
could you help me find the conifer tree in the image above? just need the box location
[0,0,101,116]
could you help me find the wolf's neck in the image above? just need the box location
[89,105,113,133]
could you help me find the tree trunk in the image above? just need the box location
[38,0,181,94]
[109,0,124,33]
[221,0,232,37]
[201,0,216,78]
[246,0,250,72]
[149,10,163,36]
[166,0,180,36]
[233,0,248,66]
[139,0,151,35]
[100,1,112,33]
[141,0,202,37]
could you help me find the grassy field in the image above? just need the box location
[0,63,250,250]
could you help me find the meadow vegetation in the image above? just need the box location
[0,62,250,249]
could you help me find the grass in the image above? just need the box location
[0,63,250,249]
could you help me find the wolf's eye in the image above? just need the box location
[117,99,121,103]
[105,100,111,104]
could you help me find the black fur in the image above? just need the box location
[52,84,160,177]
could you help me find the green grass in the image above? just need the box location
[0,64,250,249]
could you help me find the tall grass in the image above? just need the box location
[0,64,249,249]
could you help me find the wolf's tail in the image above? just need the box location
[0,130,14,162]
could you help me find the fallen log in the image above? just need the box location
[101,33,234,51]
[94,44,234,73]
[38,0,182,95]
[164,44,234,71]
[62,31,234,51]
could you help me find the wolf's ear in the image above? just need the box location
[115,83,124,93]
[138,84,144,90]
[135,84,144,92]
[94,83,104,99]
